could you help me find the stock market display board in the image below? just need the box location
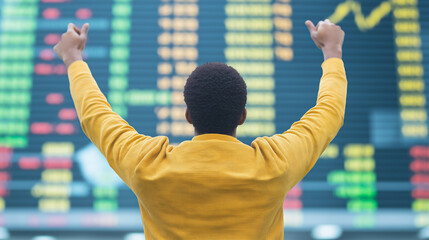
[0,0,428,231]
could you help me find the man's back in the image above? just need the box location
[134,134,287,239]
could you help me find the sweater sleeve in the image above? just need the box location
[252,58,347,189]
[68,61,168,185]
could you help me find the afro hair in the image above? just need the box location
[184,62,247,135]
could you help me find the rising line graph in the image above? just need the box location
[330,0,428,140]
[328,0,392,31]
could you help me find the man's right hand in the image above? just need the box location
[54,23,89,68]
[305,19,345,60]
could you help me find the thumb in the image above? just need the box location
[305,20,316,34]
[80,23,90,38]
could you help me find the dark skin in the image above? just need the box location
[186,108,247,137]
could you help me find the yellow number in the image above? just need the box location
[402,124,428,137]
[343,144,374,158]
[401,109,427,121]
[399,79,424,91]
[399,94,425,107]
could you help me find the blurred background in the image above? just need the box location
[0,0,428,239]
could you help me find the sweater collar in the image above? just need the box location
[192,134,241,143]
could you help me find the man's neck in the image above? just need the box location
[194,130,237,137]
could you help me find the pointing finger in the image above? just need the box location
[80,23,90,38]
[305,20,316,33]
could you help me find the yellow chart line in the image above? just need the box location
[328,0,392,31]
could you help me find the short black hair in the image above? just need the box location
[184,62,247,135]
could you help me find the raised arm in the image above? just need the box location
[54,24,168,185]
[253,20,347,188]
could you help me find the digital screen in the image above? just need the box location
[0,0,428,231]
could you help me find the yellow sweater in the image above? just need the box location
[68,58,347,240]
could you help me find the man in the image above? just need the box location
[54,19,346,239]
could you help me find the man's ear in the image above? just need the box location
[185,108,193,124]
[238,108,247,125]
